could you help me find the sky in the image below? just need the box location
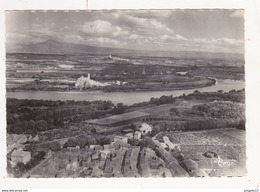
[5,10,244,53]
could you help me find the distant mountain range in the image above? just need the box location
[7,40,244,61]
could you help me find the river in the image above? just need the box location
[6,79,245,105]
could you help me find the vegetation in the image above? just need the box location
[6,98,117,135]
[63,134,112,149]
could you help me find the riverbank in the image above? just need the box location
[6,79,245,105]
[7,77,217,92]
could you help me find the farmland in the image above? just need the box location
[6,53,244,92]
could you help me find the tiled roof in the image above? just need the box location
[11,150,30,157]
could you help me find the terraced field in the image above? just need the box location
[156,129,245,146]
[155,128,246,176]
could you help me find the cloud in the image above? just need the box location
[6,32,45,45]
[112,12,174,35]
[190,37,244,53]
[194,38,244,46]
[230,10,244,18]
[160,34,187,41]
[82,20,113,34]
[129,34,139,40]
[5,10,244,54]
[214,38,244,45]
[176,34,187,40]
[81,20,129,38]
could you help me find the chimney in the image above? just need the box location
[87,74,90,79]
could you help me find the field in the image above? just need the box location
[6,53,243,92]
[155,129,246,176]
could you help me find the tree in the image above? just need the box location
[49,141,61,151]
[151,125,160,137]
[91,128,97,134]
[128,139,140,146]
[170,108,180,117]
[99,137,111,145]
[64,138,78,148]
[237,119,245,130]
[75,135,88,148]
[103,100,114,110]
[35,120,48,131]
[12,127,23,134]
[15,162,26,174]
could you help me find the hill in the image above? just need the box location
[7,40,244,61]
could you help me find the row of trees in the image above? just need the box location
[7,98,123,135]
[63,134,112,149]
[150,95,175,105]
[184,118,245,131]
[186,89,245,103]
[191,101,245,119]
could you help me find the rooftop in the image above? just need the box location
[12,150,31,157]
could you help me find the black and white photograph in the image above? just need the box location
[5,10,246,178]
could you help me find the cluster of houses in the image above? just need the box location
[27,129,175,178]
[153,136,208,177]
[7,134,39,167]
[139,147,171,177]
[123,122,153,140]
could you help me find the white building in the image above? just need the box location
[75,74,108,89]
[134,122,153,135]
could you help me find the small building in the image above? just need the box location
[176,71,188,76]
[90,145,102,150]
[94,145,103,151]
[112,140,130,150]
[113,136,128,143]
[134,131,142,139]
[91,152,100,161]
[134,122,153,135]
[100,151,107,159]
[125,133,134,139]
[103,144,113,150]
[32,135,39,142]
[150,161,163,170]
[11,150,31,165]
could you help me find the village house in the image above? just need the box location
[134,131,142,139]
[133,122,153,135]
[112,140,130,150]
[125,133,134,139]
[113,135,128,143]
[11,149,31,165]
[91,151,100,162]
[7,134,29,153]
